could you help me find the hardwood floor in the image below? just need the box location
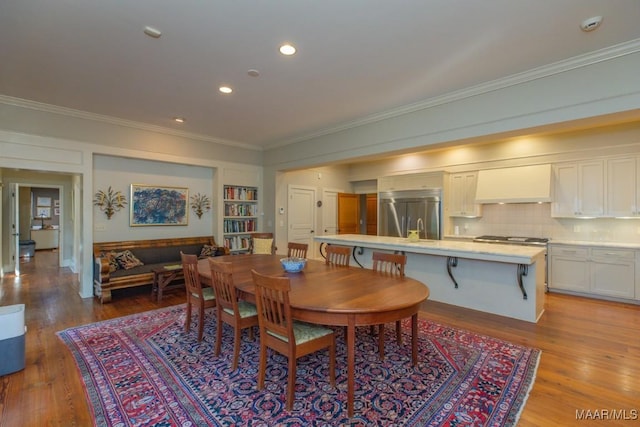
[1,250,638,426]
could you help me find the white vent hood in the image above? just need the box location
[475,164,552,204]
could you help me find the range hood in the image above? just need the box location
[475,164,552,204]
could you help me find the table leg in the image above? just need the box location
[151,271,160,301]
[411,313,418,366]
[347,315,355,417]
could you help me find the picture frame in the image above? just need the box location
[37,196,51,207]
[36,207,51,218]
[54,207,60,216]
[130,185,189,226]
[54,199,60,207]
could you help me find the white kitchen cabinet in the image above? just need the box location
[548,245,590,293]
[448,171,481,217]
[590,248,635,299]
[606,156,640,217]
[548,244,636,300]
[552,161,604,217]
[378,172,444,192]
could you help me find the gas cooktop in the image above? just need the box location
[472,235,549,246]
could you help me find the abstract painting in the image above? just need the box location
[130,185,188,226]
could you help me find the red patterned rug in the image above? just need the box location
[57,304,540,426]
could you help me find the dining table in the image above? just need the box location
[198,254,430,417]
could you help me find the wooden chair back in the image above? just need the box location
[325,244,352,267]
[181,252,203,297]
[208,259,237,313]
[252,269,293,343]
[372,251,407,277]
[250,232,276,254]
[287,242,308,258]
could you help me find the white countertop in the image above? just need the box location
[549,239,640,249]
[315,234,545,265]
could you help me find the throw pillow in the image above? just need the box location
[101,251,119,272]
[114,250,144,270]
[200,244,218,258]
[252,238,273,254]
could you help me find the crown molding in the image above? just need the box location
[265,38,640,150]
[0,95,262,152]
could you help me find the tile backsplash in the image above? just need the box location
[450,203,640,243]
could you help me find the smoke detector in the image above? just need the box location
[580,16,602,32]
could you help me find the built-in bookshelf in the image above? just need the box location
[223,185,258,253]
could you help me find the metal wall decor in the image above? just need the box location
[93,186,127,220]
[190,192,211,219]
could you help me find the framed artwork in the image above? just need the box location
[36,207,51,218]
[54,199,60,207]
[37,197,51,207]
[130,185,188,226]
[54,207,60,216]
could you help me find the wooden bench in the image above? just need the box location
[93,236,228,303]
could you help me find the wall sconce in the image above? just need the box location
[93,186,127,220]
[190,193,211,219]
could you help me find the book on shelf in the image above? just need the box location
[224,186,257,201]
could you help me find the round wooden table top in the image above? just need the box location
[199,254,429,317]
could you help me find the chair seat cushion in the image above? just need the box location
[191,287,215,301]
[223,301,257,318]
[267,321,333,345]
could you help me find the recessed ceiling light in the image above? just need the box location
[279,43,296,56]
[173,117,185,123]
[219,86,233,94]
[143,26,162,38]
[247,69,260,77]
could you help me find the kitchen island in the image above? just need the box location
[314,234,546,322]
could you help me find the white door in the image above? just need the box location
[9,183,20,275]
[322,190,339,235]
[288,185,317,259]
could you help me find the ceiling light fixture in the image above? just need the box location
[247,69,260,77]
[173,117,185,123]
[279,43,296,56]
[219,86,233,94]
[143,26,162,38]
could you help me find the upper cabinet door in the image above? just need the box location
[552,161,604,217]
[449,172,481,217]
[579,160,605,217]
[606,157,638,217]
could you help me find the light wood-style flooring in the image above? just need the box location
[0,251,638,426]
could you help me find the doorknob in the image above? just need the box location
[310,230,314,233]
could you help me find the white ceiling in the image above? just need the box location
[1,1,639,150]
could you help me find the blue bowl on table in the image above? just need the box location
[280,257,307,273]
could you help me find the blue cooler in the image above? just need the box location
[0,304,26,376]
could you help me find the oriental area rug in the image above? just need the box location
[57,305,540,426]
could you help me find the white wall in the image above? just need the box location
[93,155,215,242]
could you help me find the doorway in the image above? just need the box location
[2,168,78,278]
[14,184,63,272]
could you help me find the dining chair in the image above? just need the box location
[181,252,216,342]
[286,242,308,258]
[251,269,336,411]
[371,251,408,360]
[325,244,352,267]
[249,232,276,254]
[208,259,259,370]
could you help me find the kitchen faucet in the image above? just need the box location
[416,218,424,238]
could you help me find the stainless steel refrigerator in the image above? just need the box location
[378,189,442,240]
